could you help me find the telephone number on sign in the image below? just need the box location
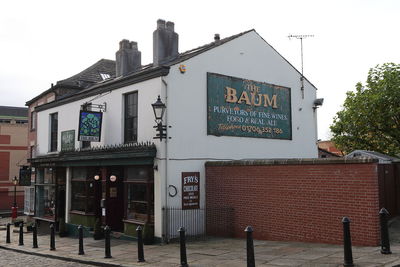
[241,125,283,135]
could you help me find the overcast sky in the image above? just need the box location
[1,0,399,140]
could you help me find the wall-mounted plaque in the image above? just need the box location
[61,130,75,151]
[182,172,200,210]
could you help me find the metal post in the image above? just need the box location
[78,225,84,255]
[6,223,11,243]
[379,208,392,254]
[244,226,255,267]
[178,227,188,267]
[13,181,17,208]
[104,225,112,258]
[32,223,38,248]
[136,226,145,262]
[18,222,24,246]
[50,223,56,251]
[342,217,354,267]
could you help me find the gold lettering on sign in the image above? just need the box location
[225,86,278,108]
[238,91,251,105]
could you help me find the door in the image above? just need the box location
[105,166,124,231]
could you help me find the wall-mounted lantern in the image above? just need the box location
[152,95,167,141]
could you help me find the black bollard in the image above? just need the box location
[78,225,85,255]
[244,226,255,267]
[32,223,38,248]
[379,208,392,254]
[6,223,11,243]
[104,225,112,258]
[50,223,56,251]
[342,217,354,267]
[178,227,188,267]
[19,222,24,246]
[136,226,145,262]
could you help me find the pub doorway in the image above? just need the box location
[105,166,124,232]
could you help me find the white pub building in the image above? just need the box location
[29,20,321,242]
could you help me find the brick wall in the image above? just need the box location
[206,159,381,246]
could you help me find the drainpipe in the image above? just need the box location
[65,167,71,223]
[162,76,169,241]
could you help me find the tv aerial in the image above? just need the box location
[288,34,314,98]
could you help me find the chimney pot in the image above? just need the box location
[116,39,141,77]
[157,19,166,29]
[153,19,179,66]
[214,34,220,42]
[166,21,174,31]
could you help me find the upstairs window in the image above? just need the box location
[124,92,138,143]
[49,113,58,152]
[31,111,36,130]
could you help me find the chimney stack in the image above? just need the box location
[116,40,141,77]
[153,19,179,66]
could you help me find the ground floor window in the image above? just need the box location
[34,167,56,220]
[125,166,154,223]
[71,167,95,213]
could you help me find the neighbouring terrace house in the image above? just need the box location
[28,19,321,242]
[0,106,28,213]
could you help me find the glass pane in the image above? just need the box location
[72,167,87,180]
[126,167,151,181]
[44,168,54,183]
[71,181,86,211]
[35,185,55,219]
[71,181,95,213]
[127,184,147,220]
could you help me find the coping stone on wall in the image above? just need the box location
[205,157,378,167]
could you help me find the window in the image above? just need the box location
[35,168,56,219]
[100,73,111,80]
[124,92,138,143]
[49,113,58,152]
[31,111,36,130]
[125,166,154,223]
[71,167,95,213]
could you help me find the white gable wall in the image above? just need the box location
[153,31,319,236]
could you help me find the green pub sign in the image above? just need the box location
[207,73,292,139]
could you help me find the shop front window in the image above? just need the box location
[35,168,56,220]
[125,166,154,223]
[71,167,95,213]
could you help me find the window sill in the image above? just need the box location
[33,216,55,223]
[70,210,95,216]
[123,219,151,225]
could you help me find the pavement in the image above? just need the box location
[1,216,400,266]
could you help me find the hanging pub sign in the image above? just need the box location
[207,72,292,139]
[19,166,31,186]
[182,172,200,210]
[78,110,103,142]
[61,130,75,151]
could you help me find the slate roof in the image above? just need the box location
[0,106,28,118]
[57,59,116,88]
[26,59,115,105]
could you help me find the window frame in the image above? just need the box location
[70,167,96,215]
[124,166,154,224]
[124,91,138,143]
[49,113,58,152]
